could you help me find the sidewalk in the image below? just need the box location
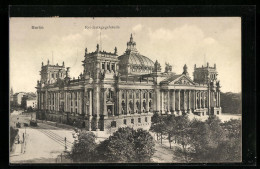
[10,131,27,157]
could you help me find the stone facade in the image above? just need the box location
[36,34,222,131]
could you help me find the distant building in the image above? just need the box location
[36,34,222,131]
[21,93,37,109]
[13,92,26,106]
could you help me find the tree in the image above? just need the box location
[10,127,19,151]
[69,131,97,162]
[133,128,155,162]
[150,113,166,144]
[97,127,155,162]
[96,127,136,162]
[163,115,177,149]
[218,119,242,162]
[173,115,192,162]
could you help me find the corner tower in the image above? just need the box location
[193,62,218,84]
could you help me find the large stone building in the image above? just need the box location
[36,34,222,131]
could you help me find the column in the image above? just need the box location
[45,90,48,110]
[125,90,128,115]
[218,91,221,107]
[211,91,214,108]
[161,90,164,114]
[55,93,57,111]
[188,90,191,113]
[118,90,122,115]
[103,88,107,117]
[64,92,67,112]
[89,90,93,116]
[140,90,143,113]
[105,62,107,71]
[172,90,175,114]
[133,90,136,113]
[208,90,211,114]
[89,89,92,131]
[199,91,201,109]
[57,93,59,111]
[183,90,187,112]
[146,91,149,113]
[112,105,114,116]
[194,90,197,110]
[178,90,181,114]
[203,92,206,108]
[155,88,160,113]
[167,90,170,113]
[80,91,82,114]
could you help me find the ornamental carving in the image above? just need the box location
[174,77,191,85]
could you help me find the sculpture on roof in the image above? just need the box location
[96,44,99,52]
[182,64,188,75]
[114,47,117,54]
[153,60,161,72]
[165,62,172,73]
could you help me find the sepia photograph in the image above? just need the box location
[9,17,242,164]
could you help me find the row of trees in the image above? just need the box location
[69,127,155,163]
[150,113,242,162]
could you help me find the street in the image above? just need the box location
[10,110,74,163]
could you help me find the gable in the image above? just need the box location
[168,75,195,86]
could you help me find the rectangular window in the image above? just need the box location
[75,101,77,106]
[71,101,73,106]
[138,118,141,123]
[149,93,152,98]
[71,108,73,113]
[145,117,148,122]
[131,119,134,124]
[111,121,116,128]
[75,108,77,114]
[136,93,139,99]
[123,119,127,125]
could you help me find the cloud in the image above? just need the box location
[132,24,143,32]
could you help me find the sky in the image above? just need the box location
[10,17,241,93]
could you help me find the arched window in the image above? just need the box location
[136,101,140,109]
[149,100,152,108]
[143,100,146,109]
[129,92,133,99]
[136,92,139,99]
[149,93,152,99]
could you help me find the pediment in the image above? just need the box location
[169,75,195,86]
